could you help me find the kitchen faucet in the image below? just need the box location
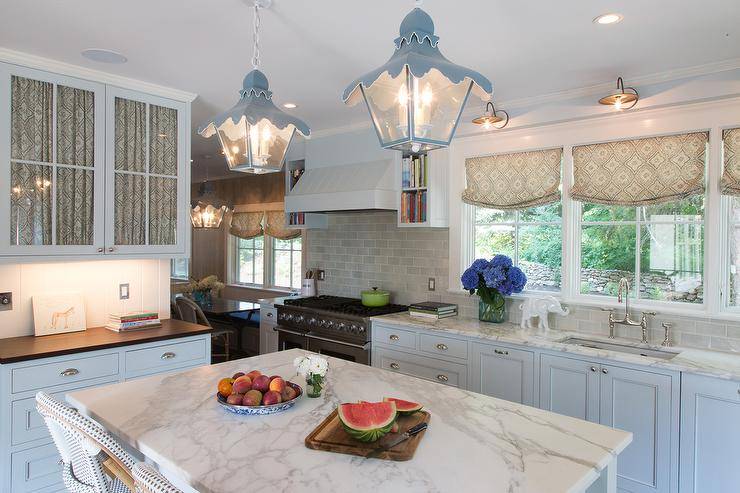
[603,277,655,343]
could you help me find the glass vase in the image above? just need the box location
[479,292,506,323]
[305,373,324,398]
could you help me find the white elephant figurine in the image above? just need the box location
[519,296,569,331]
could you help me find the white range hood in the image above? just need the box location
[284,159,397,213]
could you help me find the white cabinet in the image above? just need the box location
[679,374,740,493]
[539,353,678,493]
[0,61,191,260]
[259,305,278,354]
[469,342,535,406]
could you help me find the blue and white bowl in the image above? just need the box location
[216,381,302,416]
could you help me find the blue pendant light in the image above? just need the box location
[343,0,492,154]
[198,0,310,174]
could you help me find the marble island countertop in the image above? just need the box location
[372,313,740,381]
[67,349,630,493]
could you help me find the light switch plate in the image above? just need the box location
[119,283,130,300]
[0,292,11,310]
[317,270,326,281]
[428,278,436,291]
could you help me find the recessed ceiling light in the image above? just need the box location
[283,103,298,109]
[593,13,623,25]
[81,48,128,64]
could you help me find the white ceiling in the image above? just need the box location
[2,0,739,178]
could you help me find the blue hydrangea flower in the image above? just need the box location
[490,254,513,269]
[470,258,490,273]
[461,267,480,291]
[497,279,514,296]
[508,266,527,293]
[482,265,506,289]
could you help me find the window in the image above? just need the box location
[232,233,303,290]
[726,197,740,307]
[170,258,189,279]
[579,197,704,304]
[474,202,562,292]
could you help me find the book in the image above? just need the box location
[408,310,458,319]
[409,302,459,311]
[106,321,162,332]
[110,311,158,322]
[106,319,161,330]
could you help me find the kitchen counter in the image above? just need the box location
[0,319,212,364]
[372,312,740,381]
[67,349,631,493]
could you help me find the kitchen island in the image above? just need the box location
[67,349,631,493]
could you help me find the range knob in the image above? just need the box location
[350,325,359,334]
[309,317,317,326]
[295,315,305,323]
[285,314,293,321]
[358,326,366,333]
[326,320,335,328]
[338,323,346,331]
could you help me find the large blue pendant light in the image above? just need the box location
[198,0,310,174]
[343,1,493,154]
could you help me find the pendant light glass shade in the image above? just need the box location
[343,7,492,153]
[199,70,310,173]
[190,182,229,229]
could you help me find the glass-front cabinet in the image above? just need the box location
[0,63,189,259]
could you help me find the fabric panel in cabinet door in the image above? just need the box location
[149,104,178,175]
[10,162,52,245]
[148,176,177,245]
[114,97,146,172]
[114,173,146,245]
[11,76,52,162]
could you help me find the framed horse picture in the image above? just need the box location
[32,293,87,337]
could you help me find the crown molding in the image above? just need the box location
[0,47,198,102]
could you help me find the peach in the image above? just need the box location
[232,371,245,379]
[262,390,282,406]
[232,375,253,394]
[252,375,271,393]
[243,389,263,407]
[281,385,297,402]
[246,370,262,381]
[217,378,234,398]
[269,377,286,393]
[226,393,243,405]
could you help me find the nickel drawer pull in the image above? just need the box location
[161,352,176,360]
[60,368,79,377]
[494,349,508,356]
[602,368,609,374]
[436,343,448,351]
[267,312,273,318]
[436,374,449,382]
[590,366,598,372]
[390,362,400,370]
[389,334,400,341]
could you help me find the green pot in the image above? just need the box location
[361,287,390,307]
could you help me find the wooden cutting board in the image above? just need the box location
[305,409,430,461]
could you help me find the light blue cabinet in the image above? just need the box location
[539,353,678,493]
[469,342,535,406]
[0,333,211,492]
[679,374,740,493]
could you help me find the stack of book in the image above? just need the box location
[400,189,427,223]
[408,302,458,319]
[401,154,428,189]
[106,311,161,332]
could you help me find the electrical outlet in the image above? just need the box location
[0,292,12,310]
[317,270,326,281]
[428,278,436,291]
[119,283,130,300]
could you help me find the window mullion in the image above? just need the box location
[635,217,641,301]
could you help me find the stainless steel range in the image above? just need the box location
[275,296,407,365]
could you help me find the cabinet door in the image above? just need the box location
[600,365,675,493]
[0,63,105,256]
[680,374,740,493]
[539,354,599,423]
[104,86,188,255]
[469,342,534,405]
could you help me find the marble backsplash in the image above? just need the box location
[307,211,740,352]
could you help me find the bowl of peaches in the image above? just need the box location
[216,370,302,415]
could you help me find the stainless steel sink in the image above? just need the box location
[561,337,679,360]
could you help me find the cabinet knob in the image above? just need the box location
[107,247,115,252]
[390,362,400,370]
[494,349,509,356]
[436,343,448,351]
[97,247,104,253]
[60,368,79,377]
[267,312,273,318]
[161,352,176,360]
[590,366,597,372]
[389,334,400,341]
[602,368,609,374]
[436,374,449,382]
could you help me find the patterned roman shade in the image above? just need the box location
[264,210,301,240]
[229,212,264,239]
[571,132,708,206]
[462,148,562,210]
[721,127,740,195]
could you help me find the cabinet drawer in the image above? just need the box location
[375,347,467,388]
[11,442,64,493]
[11,353,119,394]
[419,333,468,360]
[125,338,207,376]
[373,324,417,350]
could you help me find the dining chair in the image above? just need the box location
[132,463,183,493]
[35,391,136,493]
[175,296,232,362]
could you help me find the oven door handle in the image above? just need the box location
[273,327,307,337]
[304,332,370,350]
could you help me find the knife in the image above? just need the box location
[365,422,428,459]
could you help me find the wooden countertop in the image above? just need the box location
[0,319,212,364]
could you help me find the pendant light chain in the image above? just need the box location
[251,2,262,69]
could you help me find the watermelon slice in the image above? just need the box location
[338,401,397,442]
[383,397,423,416]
